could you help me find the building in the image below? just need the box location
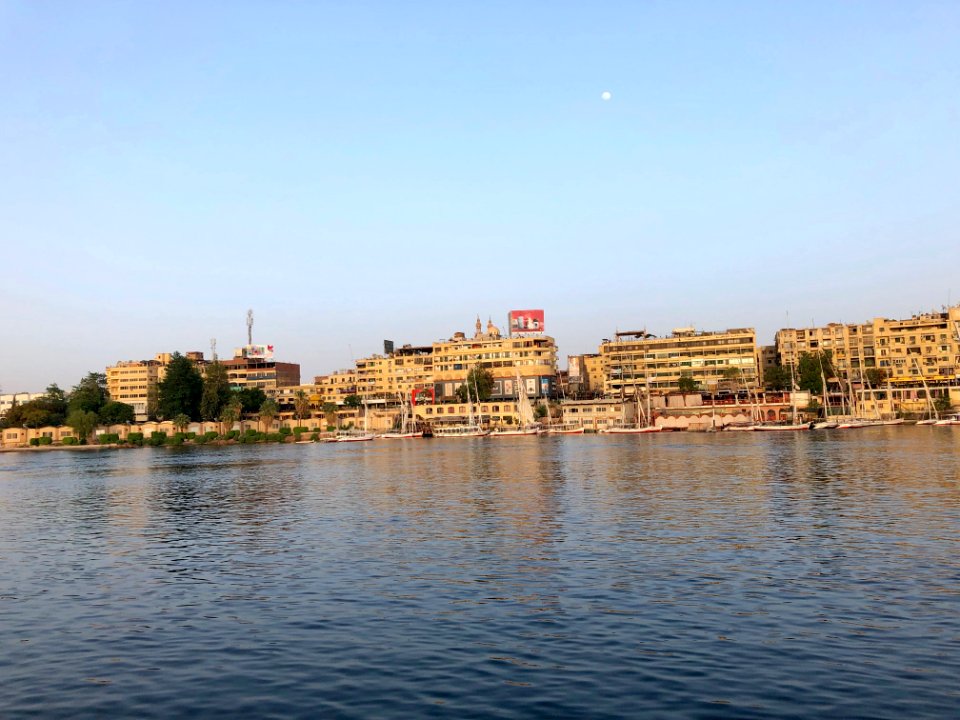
[599,327,759,396]
[566,354,604,398]
[106,351,205,421]
[429,316,557,401]
[312,369,359,406]
[560,399,637,431]
[775,306,960,415]
[223,345,299,396]
[0,392,44,418]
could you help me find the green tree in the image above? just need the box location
[764,364,791,391]
[237,387,267,414]
[795,350,834,394]
[172,413,191,433]
[200,361,231,421]
[156,353,204,420]
[98,401,135,425]
[220,396,243,435]
[294,389,311,424]
[258,398,278,432]
[66,409,99,445]
[2,385,69,429]
[68,372,108,415]
[677,372,700,393]
[343,394,362,408]
[864,367,888,389]
[455,366,494,402]
[934,395,953,414]
[322,401,339,428]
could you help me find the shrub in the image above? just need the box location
[167,433,185,446]
[37,436,53,445]
[148,431,167,447]
[266,432,285,443]
[29,437,40,446]
[62,436,79,446]
[278,427,292,436]
[293,426,309,433]
[97,433,120,445]
[186,432,197,440]
[127,432,144,447]
[310,432,319,442]
[225,430,240,441]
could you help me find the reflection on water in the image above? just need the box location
[1,430,959,718]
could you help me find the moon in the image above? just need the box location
[601,91,612,101]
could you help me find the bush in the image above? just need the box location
[38,436,53,445]
[148,431,167,447]
[97,433,120,445]
[186,432,197,440]
[225,430,240,441]
[61,437,79,446]
[310,432,319,441]
[266,432,285,443]
[278,427,292,436]
[29,438,40,446]
[167,433,186,446]
[127,432,144,447]
[293,426,309,433]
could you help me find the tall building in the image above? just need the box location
[599,327,759,395]
[106,352,205,421]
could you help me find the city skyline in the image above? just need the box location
[2,2,958,390]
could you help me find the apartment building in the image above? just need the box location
[0,392,44,417]
[566,354,604,398]
[106,351,205,421]
[600,327,759,395]
[312,369,359,405]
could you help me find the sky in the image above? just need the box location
[1,1,959,392]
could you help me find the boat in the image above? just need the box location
[491,370,542,436]
[603,376,662,434]
[433,374,488,437]
[754,423,810,432]
[914,358,941,425]
[545,424,586,435]
[934,415,960,426]
[336,401,375,441]
[379,393,424,439]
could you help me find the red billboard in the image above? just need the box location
[509,309,545,336]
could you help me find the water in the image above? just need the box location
[1,430,959,718]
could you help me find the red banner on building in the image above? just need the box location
[509,309,545,336]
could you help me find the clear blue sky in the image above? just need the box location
[2,1,958,392]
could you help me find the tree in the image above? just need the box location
[343,394,362,408]
[677,372,700,393]
[236,387,267,414]
[98,401,135,425]
[864,367,888,389]
[172,413,191,434]
[793,350,835,395]
[2,385,68,429]
[66,409,98,445]
[220,397,242,435]
[200,361,231,421]
[322,402,339,428]
[258,398,278,432]
[455,366,494,402]
[68,372,108,415]
[934,395,953,414]
[294,389,311,424]
[156,353,204,421]
[535,403,548,420]
[764,365,791,392]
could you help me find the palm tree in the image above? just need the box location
[172,413,190,434]
[220,397,242,436]
[294,389,310,426]
[258,398,278,433]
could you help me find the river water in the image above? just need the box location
[1,429,959,718]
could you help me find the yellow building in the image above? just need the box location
[106,351,205,421]
[775,323,876,382]
[429,316,557,401]
[312,369,359,406]
[566,354,605,398]
[600,327,759,395]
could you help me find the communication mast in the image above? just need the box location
[246,309,254,346]
[210,338,217,362]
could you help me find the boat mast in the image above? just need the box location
[914,358,938,420]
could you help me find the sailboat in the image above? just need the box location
[433,374,489,437]
[915,359,940,425]
[336,400,375,441]
[491,371,541,436]
[606,374,662,433]
[811,354,837,429]
[379,393,424,438]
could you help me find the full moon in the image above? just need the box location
[601,91,612,101]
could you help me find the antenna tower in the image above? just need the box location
[210,338,217,362]
[246,309,254,346]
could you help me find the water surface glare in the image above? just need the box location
[2,430,959,718]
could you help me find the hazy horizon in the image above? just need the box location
[2,1,958,392]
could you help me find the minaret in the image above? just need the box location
[475,315,482,339]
